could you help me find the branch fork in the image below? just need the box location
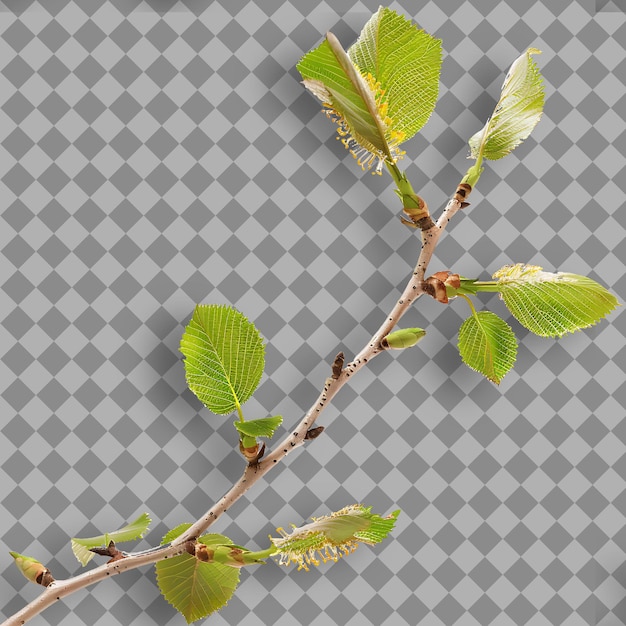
[3,173,473,626]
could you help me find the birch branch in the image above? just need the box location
[2,182,471,626]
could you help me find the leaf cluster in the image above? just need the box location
[456,265,619,383]
[6,6,621,626]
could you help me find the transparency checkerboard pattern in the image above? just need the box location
[1,0,625,624]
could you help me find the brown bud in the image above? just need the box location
[195,543,213,562]
[240,440,265,464]
[454,183,471,204]
[430,271,450,283]
[425,276,448,303]
[9,552,54,587]
[331,352,344,379]
[239,439,259,461]
[402,195,435,230]
[305,426,325,440]
[424,271,462,303]
[445,273,461,290]
[226,547,245,566]
[90,540,124,563]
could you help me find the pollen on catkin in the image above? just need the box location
[318,70,406,174]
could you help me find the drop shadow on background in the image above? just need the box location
[0,0,210,13]
[0,0,37,12]
[596,0,625,10]
[136,0,209,13]
[608,564,626,624]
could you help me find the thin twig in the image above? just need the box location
[176,187,470,544]
[2,186,470,626]
[2,544,186,626]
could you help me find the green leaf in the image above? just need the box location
[161,523,194,545]
[71,513,151,566]
[469,48,544,161]
[156,524,240,624]
[234,415,283,439]
[180,305,265,415]
[494,264,620,337]
[271,505,400,571]
[348,7,442,142]
[458,311,517,384]
[297,35,395,170]
[297,8,441,172]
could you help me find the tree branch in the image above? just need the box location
[2,544,185,626]
[2,181,471,626]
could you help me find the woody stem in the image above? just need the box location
[2,175,473,626]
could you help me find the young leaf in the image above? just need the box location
[161,523,195,545]
[234,415,283,439]
[271,505,400,571]
[297,35,399,172]
[468,48,544,162]
[458,311,517,384]
[494,264,620,337]
[297,8,441,173]
[71,513,152,566]
[180,305,265,415]
[348,7,442,142]
[156,524,240,624]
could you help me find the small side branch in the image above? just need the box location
[2,544,186,626]
[2,180,473,626]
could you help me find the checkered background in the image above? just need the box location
[1,1,625,624]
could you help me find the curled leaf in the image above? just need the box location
[271,505,399,571]
[468,48,544,166]
[71,512,152,566]
[233,415,283,439]
[494,264,620,337]
[297,7,441,173]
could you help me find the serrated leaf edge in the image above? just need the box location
[71,513,152,566]
[458,311,517,384]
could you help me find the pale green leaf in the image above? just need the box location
[297,35,394,167]
[161,523,194,545]
[180,305,265,415]
[71,513,152,566]
[348,6,442,142]
[494,264,620,337]
[272,505,399,571]
[468,48,544,161]
[156,524,240,624]
[296,8,441,172]
[234,415,283,439]
[458,311,517,384]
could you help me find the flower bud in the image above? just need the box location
[190,542,266,568]
[9,552,54,586]
[213,545,266,567]
[382,328,426,349]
